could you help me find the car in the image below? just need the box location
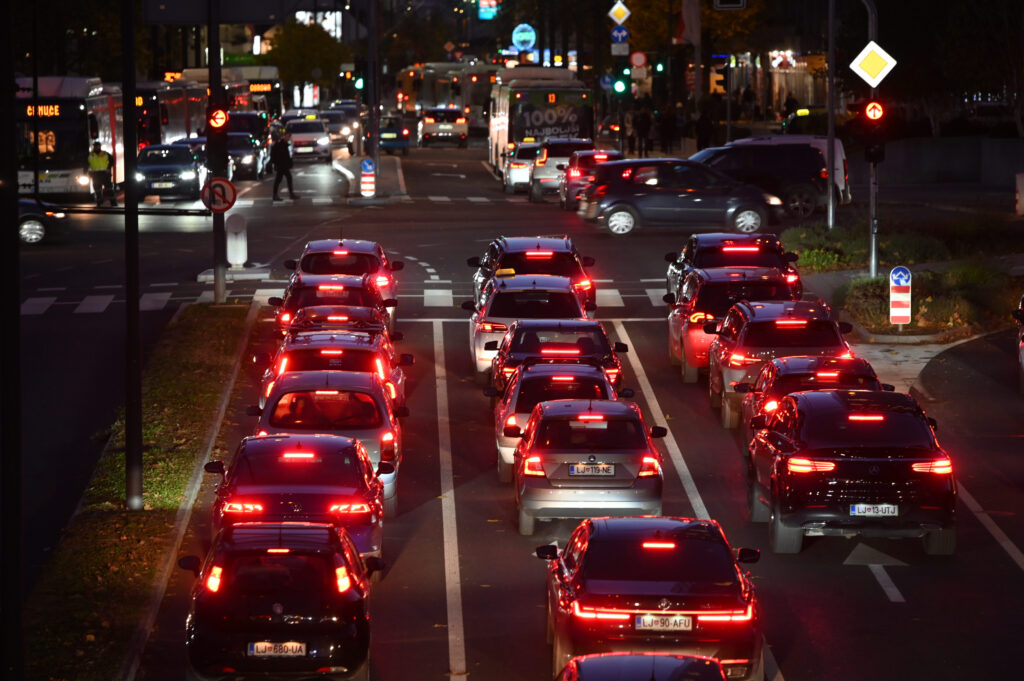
[18,197,67,244]
[528,138,597,202]
[596,114,622,141]
[487,318,627,392]
[280,108,321,125]
[690,143,829,219]
[367,115,410,156]
[269,273,397,336]
[255,329,413,409]
[537,516,763,680]
[319,109,360,153]
[203,434,391,558]
[417,107,468,147]
[557,149,624,211]
[510,400,666,535]
[578,159,784,236]
[1013,296,1024,393]
[285,117,332,162]
[134,144,206,200]
[733,355,892,457]
[226,131,267,179]
[466,235,596,310]
[284,239,404,314]
[729,134,851,205]
[663,232,801,298]
[169,136,237,182]
[461,273,593,385]
[556,653,728,681]
[705,300,854,429]
[501,142,540,194]
[665,267,798,384]
[282,304,397,341]
[485,360,629,483]
[177,521,380,681]
[251,370,408,518]
[224,110,272,154]
[747,390,957,555]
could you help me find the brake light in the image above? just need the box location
[569,168,582,179]
[329,502,372,514]
[321,349,343,356]
[376,275,390,288]
[332,250,349,256]
[481,322,508,333]
[728,353,758,367]
[696,604,754,622]
[502,367,516,377]
[775,319,807,327]
[375,357,386,380]
[638,456,662,477]
[385,381,397,400]
[848,414,884,421]
[594,154,608,161]
[592,184,609,199]
[550,376,575,382]
[315,390,339,395]
[642,540,675,549]
[510,161,528,169]
[572,602,630,621]
[785,273,800,284]
[257,430,268,437]
[762,399,779,413]
[787,458,836,473]
[327,315,348,322]
[820,167,829,180]
[689,312,711,324]
[839,349,855,359]
[604,367,621,382]
[912,459,953,474]
[722,246,759,252]
[843,158,849,183]
[224,501,264,513]
[574,279,593,292]
[424,116,436,124]
[535,149,548,166]
[265,380,275,398]
[456,117,467,124]
[402,128,410,136]
[335,566,352,593]
[505,414,517,427]
[267,548,290,554]
[205,565,223,592]
[319,284,345,291]
[276,355,289,376]
[281,452,316,460]
[577,414,605,421]
[542,348,581,356]
[381,430,396,461]
[523,455,545,476]
[280,312,292,324]
[525,250,553,258]
[816,371,839,379]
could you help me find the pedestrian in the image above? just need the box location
[635,107,652,158]
[88,141,116,207]
[271,131,298,201]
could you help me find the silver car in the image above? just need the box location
[502,143,540,194]
[528,138,596,202]
[284,118,332,162]
[508,399,666,535]
[284,238,404,315]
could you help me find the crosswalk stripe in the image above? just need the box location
[139,292,172,311]
[596,288,625,307]
[646,288,668,308]
[235,199,254,207]
[428,196,451,202]
[423,289,454,307]
[196,290,233,303]
[312,198,332,205]
[252,288,286,304]
[466,197,488,202]
[75,295,114,314]
[21,297,57,315]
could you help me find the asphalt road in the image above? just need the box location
[21,143,1024,680]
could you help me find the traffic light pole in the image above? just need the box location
[862,0,880,278]
[208,0,227,302]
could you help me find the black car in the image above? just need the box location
[178,522,382,680]
[747,390,957,555]
[539,516,763,680]
[578,159,783,236]
[171,137,237,182]
[226,131,267,179]
[225,110,271,148]
[690,143,829,219]
[467,235,596,309]
[18,197,68,244]
[135,144,206,200]
[556,653,728,681]
[269,273,397,335]
[663,232,800,297]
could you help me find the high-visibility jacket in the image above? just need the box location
[88,150,111,171]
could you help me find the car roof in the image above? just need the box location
[690,232,784,249]
[571,150,624,159]
[510,318,605,332]
[283,330,383,350]
[301,239,382,256]
[691,266,787,284]
[270,369,381,392]
[772,356,876,376]
[536,399,639,419]
[239,432,360,457]
[735,299,834,321]
[490,274,577,292]
[589,516,726,541]
[221,521,342,552]
[495,235,575,253]
[788,389,920,417]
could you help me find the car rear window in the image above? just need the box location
[300,252,381,275]
[509,327,610,355]
[514,377,609,414]
[534,417,646,450]
[741,320,843,348]
[576,152,623,170]
[233,450,365,487]
[768,373,879,396]
[227,135,254,150]
[515,146,539,160]
[546,142,595,158]
[488,291,582,319]
[695,282,791,316]
[225,116,267,137]
[425,109,462,123]
[693,247,785,269]
[293,286,376,309]
[582,536,737,584]
[498,252,581,278]
[800,411,935,450]
[224,552,332,596]
[281,348,378,374]
[287,121,325,134]
[269,390,382,430]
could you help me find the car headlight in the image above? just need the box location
[765,194,783,206]
[241,154,254,164]
[341,126,351,136]
[317,136,330,146]
[180,170,197,181]
[134,172,146,182]
[76,174,91,186]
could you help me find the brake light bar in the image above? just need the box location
[329,502,372,513]
[775,319,808,327]
[282,452,316,460]
[816,371,840,378]
[642,540,675,549]
[525,250,554,257]
[577,414,605,421]
[594,154,608,161]
[327,315,348,322]
[551,376,576,382]
[523,456,545,476]
[224,501,264,513]
[848,414,884,421]
[332,250,349,256]
[572,602,630,621]
[336,566,352,593]
[315,390,340,395]
[320,349,344,356]
[638,456,662,477]
[787,458,836,473]
[267,548,290,554]
[318,284,345,291]
[509,161,528,169]
[205,565,223,592]
[722,246,760,252]
[912,459,953,474]
[275,355,290,377]
[541,348,581,356]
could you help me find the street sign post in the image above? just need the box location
[599,74,614,91]
[850,40,896,88]
[889,266,912,326]
[200,177,237,213]
[360,158,376,198]
[630,51,647,68]
[608,1,630,25]
[512,24,536,52]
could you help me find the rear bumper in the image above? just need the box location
[778,502,955,538]
[518,480,662,520]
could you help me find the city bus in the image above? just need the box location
[396,62,467,114]
[488,67,594,175]
[452,63,500,133]
[238,65,283,118]
[16,76,124,198]
[135,81,190,150]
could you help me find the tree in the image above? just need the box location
[268,19,351,100]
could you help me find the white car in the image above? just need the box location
[501,143,540,194]
[418,107,468,148]
[285,118,332,162]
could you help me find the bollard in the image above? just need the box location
[226,213,247,269]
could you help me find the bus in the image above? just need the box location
[238,65,283,119]
[451,63,500,133]
[488,67,594,175]
[16,76,124,198]
[135,81,190,150]
[395,62,467,114]
[181,67,260,117]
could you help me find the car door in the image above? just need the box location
[656,163,724,225]
[667,274,694,352]
[550,523,588,639]
[751,399,795,490]
[627,163,685,224]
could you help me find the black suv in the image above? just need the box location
[690,143,828,219]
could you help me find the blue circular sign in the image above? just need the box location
[600,74,614,91]
[512,23,536,51]
[889,266,911,286]
[361,158,375,174]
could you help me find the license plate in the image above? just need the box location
[439,124,453,130]
[569,463,614,476]
[248,641,306,657]
[152,182,174,189]
[297,146,313,152]
[381,132,397,139]
[635,614,692,631]
[850,503,898,517]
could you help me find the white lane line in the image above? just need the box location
[645,288,668,307]
[594,279,614,283]
[139,292,172,311]
[428,196,451,202]
[641,278,665,283]
[234,199,254,207]
[252,288,285,304]
[74,295,114,314]
[394,157,407,195]
[424,279,452,284]
[868,565,906,603]
[424,289,454,308]
[595,288,625,307]
[405,256,419,261]
[467,197,488,202]
[313,198,332,205]
[424,267,437,274]
[959,483,1024,572]
[21,297,57,315]
[433,320,467,677]
[612,322,708,519]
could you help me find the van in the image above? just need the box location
[730,135,851,204]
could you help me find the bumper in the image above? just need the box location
[530,175,560,193]
[508,167,531,187]
[422,131,467,143]
[518,479,662,520]
[778,503,955,539]
[138,180,199,196]
[293,145,331,160]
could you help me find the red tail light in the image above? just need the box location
[638,456,662,477]
[572,602,630,621]
[224,501,264,513]
[535,148,548,166]
[205,565,223,593]
[775,319,807,327]
[510,161,528,169]
[505,414,517,427]
[642,540,675,549]
[280,312,292,324]
[848,414,884,421]
[381,430,396,461]
[257,430,268,437]
[839,349,855,359]
[912,459,953,474]
[722,246,759,252]
[332,250,349,256]
[455,117,466,124]
[762,399,779,413]
[542,348,581,356]
[728,353,759,368]
[689,312,711,324]
[620,168,633,179]
[550,375,575,382]
[696,604,754,622]
[320,349,343,356]
[787,458,836,473]
[481,322,507,333]
[569,168,582,179]
[594,153,608,161]
[502,367,516,377]
[375,357,386,380]
[385,381,397,400]
[424,116,436,124]
[329,501,372,514]
[265,380,275,398]
[335,565,352,593]
[375,275,390,288]
[785,273,800,284]
[525,250,553,258]
[816,371,839,379]
[402,128,410,136]
[318,284,345,291]
[604,367,621,382]
[843,158,849,183]
[577,414,605,421]
[523,455,545,476]
[574,279,593,292]
[315,390,339,395]
[281,451,316,461]
[276,356,290,376]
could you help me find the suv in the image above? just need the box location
[705,300,854,429]
[528,138,597,202]
[557,149,625,211]
[690,143,829,219]
[730,135,851,205]
[418,107,468,147]
[285,117,332,163]
[664,232,800,298]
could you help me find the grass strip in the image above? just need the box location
[23,303,250,681]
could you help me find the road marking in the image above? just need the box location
[21,297,57,315]
[252,288,285,304]
[196,290,230,303]
[467,196,488,202]
[74,295,114,314]
[424,279,452,284]
[139,292,172,311]
[428,196,451,202]
[234,199,254,207]
[596,288,625,307]
[433,321,467,677]
[868,565,906,603]
[424,267,437,274]
[313,198,332,205]
[641,278,664,283]
[959,483,1024,572]
[646,288,668,307]
[424,289,454,307]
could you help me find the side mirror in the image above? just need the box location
[584,300,597,312]
[880,383,895,392]
[536,544,558,560]
[503,424,522,438]
[364,556,386,575]
[750,414,767,430]
[733,382,754,393]
[461,300,477,312]
[390,261,404,272]
[268,297,284,307]
[466,256,481,268]
[204,460,225,476]
[664,252,678,263]
[383,298,398,308]
[618,388,634,399]
[662,293,676,305]
[650,426,668,439]
[838,322,854,334]
[390,331,404,342]
[483,387,498,397]
[613,342,628,353]
[252,351,272,366]
[484,340,499,351]
[736,547,761,564]
[284,259,297,270]
[376,461,396,477]
[394,405,410,418]
[399,353,415,366]
[784,252,799,262]
[581,256,596,267]
[246,405,262,417]
[178,555,201,576]
[703,322,719,334]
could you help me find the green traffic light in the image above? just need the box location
[355,77,364,90]
[656,63,664,73]
[622,67,630,76]
[613,80,626,94]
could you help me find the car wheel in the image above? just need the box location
[517,506,535,536]
[721,396,739,429]
[733,205,765,233]
[19,218,46,244]
[770,501,803,553]
[748,479,770,522]
[497,456,512,484]
[681,350,698,384]
[708,369,722,408]
[382,493,398,519]
[605,206,639,235]
[529,181,543,203]
[784,185,817,219]
[922,528,956,556]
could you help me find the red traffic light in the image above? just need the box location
[865,101,884,121]
[208,108,229,129]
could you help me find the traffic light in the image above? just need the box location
[613,78,627,94]
[862,100,886,163]
[206,104,229,178]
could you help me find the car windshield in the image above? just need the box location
[227,135,254,150]
[292,287,377,309]
[695,282,791,316]
[801,410,935,450]
[582,535,737,584]
[319,112,348,124]
[534,417,646,450]
[223,552,331,596]
[515,146,539,160]
[694,247,785,269]
[498,252,582,278]
[287,121,325,134]
[509,327,610,356]
[741,320,843,348]
[232,450,365,487]
[138,147,193,165]
[280,348,379,374]
[225,116,266,137]
[514,377,609,414]
[767,373,879,397]
[488,291,582,319]
[300,252,380,275]
[269,390,382,430]
[546,142,595,158]
[425,109,462,122]
[380,117,402,129]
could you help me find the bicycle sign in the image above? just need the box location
[201,177,237,213]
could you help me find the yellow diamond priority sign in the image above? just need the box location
[850,40,896,89]
[608,1,630,25]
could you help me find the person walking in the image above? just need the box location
[271,131,298,201]
[88,141,116,206]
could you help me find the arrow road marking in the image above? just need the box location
[844,543,907,602]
